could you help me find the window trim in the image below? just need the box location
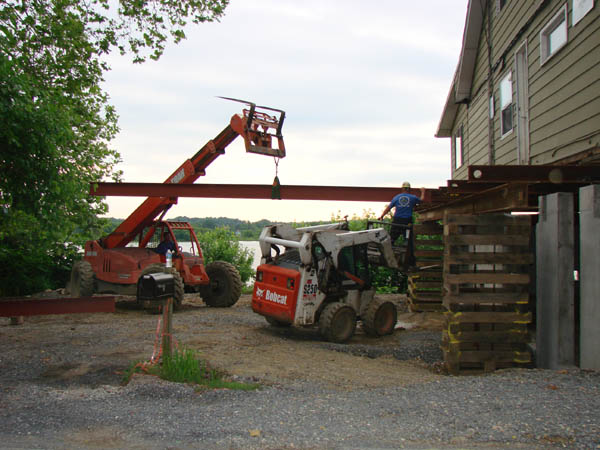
[540,4,568,66]
[572,0,594,26]
[453,125,464,170]
[499,71,514,138]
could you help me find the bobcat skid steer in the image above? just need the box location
[251,222,401,343]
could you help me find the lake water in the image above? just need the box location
[178,241,262,270]
[240,241,262,270]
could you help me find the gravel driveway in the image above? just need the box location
[1,293,598,449]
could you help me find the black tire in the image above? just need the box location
[362,298,397,336]
[70,260,94,297]
[265,316,291,327]
[200,261,242,307]
[318,302,356,343]
[137,263,185,311]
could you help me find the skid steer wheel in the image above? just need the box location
[362,298,397,337]
[70,260,94,297]
[200,261,242,307]
[136,263,185,312]
[318,302,357,343]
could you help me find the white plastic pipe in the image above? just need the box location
[263,236,304,249]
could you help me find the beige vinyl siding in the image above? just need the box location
[492,1,537,61]
[441,0,599,172]
[451,11,491,179]
[493,66,518,165]
[452,103,469,179]
[467,85,490,166]
[527,4,600,163]
[488,3,534,166]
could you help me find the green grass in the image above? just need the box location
[122,347,259,391]
[241,283,255,295]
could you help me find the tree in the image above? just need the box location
[0,0,228,296]
[195,228,255,284]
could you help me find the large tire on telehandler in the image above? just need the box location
[136,263,185,311]
[362,298,397,337]
[70,260,94,297]
[200,261,242,307]
[318,302,357,343]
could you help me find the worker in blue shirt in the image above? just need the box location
[378,182,425,266]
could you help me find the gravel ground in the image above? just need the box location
[1,293,599,449]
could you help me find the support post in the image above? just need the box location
[536,192,575,369]
[579,185,600,369]
[162,298,173,359]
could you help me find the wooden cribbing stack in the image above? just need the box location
[441,213,534,375]
[407,222,445,312]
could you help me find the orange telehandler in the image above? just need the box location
[70,100,286,310]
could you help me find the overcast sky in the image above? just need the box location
[101,0,468,222]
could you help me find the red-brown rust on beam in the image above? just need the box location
[90,182,435,203]
[468,165,600,183]
[0,296,115,317]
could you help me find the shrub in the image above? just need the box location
[195,227,254,283]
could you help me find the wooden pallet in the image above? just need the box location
[442,213,533,375]
[407,222,444,312]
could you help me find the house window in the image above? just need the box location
[453,125,464,169]
[540,4,568,65]
[573,0,594,26]
[500,72,513,137]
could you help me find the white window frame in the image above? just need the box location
[453,125,464,170]
[572,0,594,26]
[499,71,514,138]
[540,4,568,65]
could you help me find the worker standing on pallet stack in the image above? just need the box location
[378,182,425,267]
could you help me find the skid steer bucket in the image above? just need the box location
[220,97,286,158]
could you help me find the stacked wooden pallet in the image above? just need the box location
[442,213,533,375]
[407,222,444,312]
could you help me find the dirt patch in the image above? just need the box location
[3,292,445,390]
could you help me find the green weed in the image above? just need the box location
[122,347,259,391]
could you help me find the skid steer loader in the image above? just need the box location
[251,221,402,343]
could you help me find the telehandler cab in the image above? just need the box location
[71,101,286,310]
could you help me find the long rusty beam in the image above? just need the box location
[417,182,532,222]
[90,182,436,202]
[0,296,115,317]
[468,165,600,183]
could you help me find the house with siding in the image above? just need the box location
[436,0,599,179]
[421,0,600,373]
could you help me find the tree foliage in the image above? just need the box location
[195,228,254,284]
[0,0,228,296]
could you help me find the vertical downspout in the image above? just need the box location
[487,0,495,165]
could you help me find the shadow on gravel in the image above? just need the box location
[39,363,124,387]
[255,323,444,365]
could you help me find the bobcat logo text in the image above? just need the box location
[256,287,287,305]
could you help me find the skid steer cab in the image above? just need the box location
[71,220,242,311]
[251,222,401,343]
